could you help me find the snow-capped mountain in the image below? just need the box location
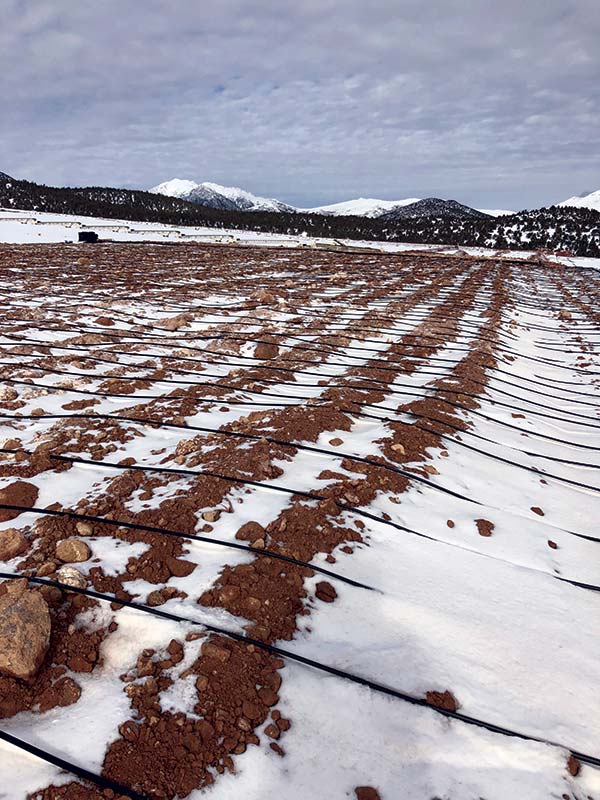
[477,208,515,217]
[150,178,516,219]
[150,179,295,213]
[0,171,13,183]
[303,197,421,217]
[559,189,600,213]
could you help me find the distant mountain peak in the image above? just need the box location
[559,189,600,213]
[150,178,295,213]
[0,171,13,182]
[381,197,490,221]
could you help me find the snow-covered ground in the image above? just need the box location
[0,225,599,800]
[1,208,598,272]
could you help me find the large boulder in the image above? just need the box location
[0,579,51,679]
[0,528,29,560]
[0,481,39,522]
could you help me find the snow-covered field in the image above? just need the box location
[1,207,599,273]
[0,237,599,800]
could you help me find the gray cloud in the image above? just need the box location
[1,0,599,208]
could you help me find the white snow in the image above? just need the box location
[303,197,422,217]
[558,188,600,212]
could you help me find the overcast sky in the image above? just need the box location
[2,0,599,208]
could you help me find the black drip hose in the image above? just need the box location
[1,572,598,773]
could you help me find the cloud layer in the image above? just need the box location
[2,0,599,207]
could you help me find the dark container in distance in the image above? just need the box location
[78,231,99,243]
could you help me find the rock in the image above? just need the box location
[548,540,558,550]
[56,565,87,588]
[235,521,266,542]
[0,481,39,523]
[201,642,231,662]
[165,557,196,577]
[250,538,265,550]
[0,386,18,402]
[475,519,494,537]
[54,676,82,707]
[315,581,337,603]
[329,438,344,446]
[55,539,92,563]
[202,509,221,523]
[264,723,280,739]
[0,528,29,560]
[0,580,51,679]
[254,341,279,359]
[94,316,114,326]
[75,521,94,536]
[424,464,439,475]
[162,313,192,331]
[531,506,545,516]
[426,689,459,712]
[391,443,405,454]
[567,755,580,776]
[355,788,381,800]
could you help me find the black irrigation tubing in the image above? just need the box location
[5,367,600,432]
[0,500,372,591]
[9,449,596,542]
[14,292,516,344]
[3,388,599,493]
[0,729,147,800]
[10,317,599,376]
[42,429,600,496]
[47,451,486,513]
[3,352,599,423]
[3,333,599,404]
[1,572,599,772]
[2,317,593,397]
[3,343,599,409]
[3,372,599,456]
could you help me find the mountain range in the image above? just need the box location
[150,178,517,219]
[2,171,600,257]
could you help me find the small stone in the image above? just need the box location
[36,561,57,577]
[55,676,82,707]
[475,519,494,537]
[202,510,221,523]
[165,557,196,577]
[258,687,279,706]
[201,642,231,662]
[75,521,94,536]
[147,590,166,607]
[56,565,87,588]
[251,538,265,550]
[329,438,344,446]
[264,723,280,739]
[548,540,558,550]
[0,580,51,679]
[531,506,545,516]
[567,754,580,776]
[0,528,29,560]
[447,520,455,528]
[426,689,459,712]
[424,464,439,475]
[391,443,405,454]
[254,342,279,359]
[315,581,337,603]
[56,539,92,563]
[235,521,266,542]
[355,788,381,800]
